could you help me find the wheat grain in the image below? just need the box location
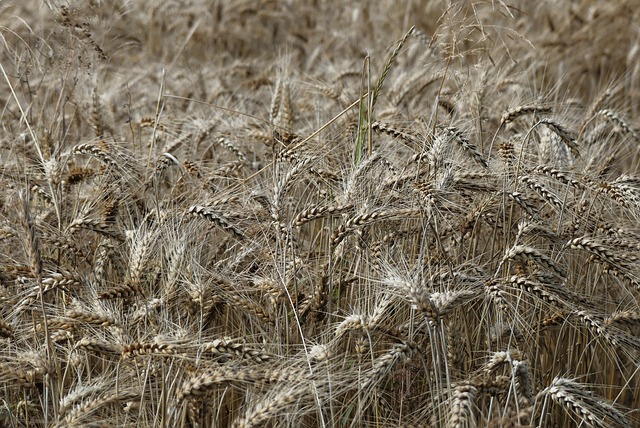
[447,383,477,428]
[538,377,630,428]
[537,118,580,158]
[361,342,414,390]
[232,385,305,428]
[519,175,564,210]
[75,337,121,356]
[501,105,551,125]
[187,205,246,239]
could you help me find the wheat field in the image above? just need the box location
[1,1,640,427]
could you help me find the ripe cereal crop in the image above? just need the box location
[1,1,640,427]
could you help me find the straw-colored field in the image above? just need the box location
[1,1,640,426]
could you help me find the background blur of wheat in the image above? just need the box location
[1,1,640,427]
